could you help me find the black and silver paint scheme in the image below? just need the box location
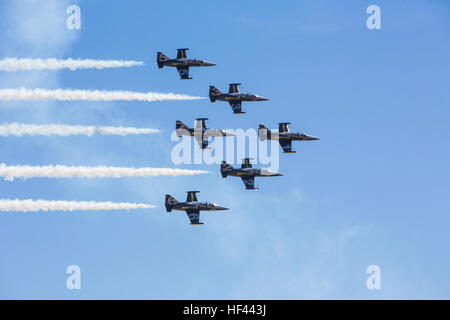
[157,48,215,79]
[165,191,228,225]
[209,83,269,114]
[175,118,235,149]
[221,158,283,190]
[259,123,320,153]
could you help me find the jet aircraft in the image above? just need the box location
[209,83,269,114]
[176,118,235,149]
[221,158,283,190]
[259,123,320,153]
[157,48,215,79]
[165,191,228,225]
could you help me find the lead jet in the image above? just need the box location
[259,123,320,153]
[157,48,215,79]
[209,83,269,114]
[165,191,228,225]
[176,118,235,149]
[221,158,283,190]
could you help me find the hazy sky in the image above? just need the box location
[0,0,449,299]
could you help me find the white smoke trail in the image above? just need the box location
[0,199,155,212]
[0,88,205,102]
[0,58,144,71]
[0,123,160,137]
[0,164,208,181]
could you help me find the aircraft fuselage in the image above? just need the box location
[214,93,269,102]
[161,58,215,68]
[225,168,283,177]
[170,202,228,212]
[177,128,233,138]
[277,132,320,141]
[262,131,320,141]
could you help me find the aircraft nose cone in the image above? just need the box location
[258,96,270,101]
[310,136,320,140]
[214,205,229,211]
[204,61,216,66]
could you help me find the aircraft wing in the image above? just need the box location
[177,48,188,59]
[229,83,241,94]
[279,123,291,133]
[186,209,202,225]
[186,191,200,202]
[241,158,252,169]
[176,66,191,80]
[195,134,209,149]
[241,176,256,190]
[279,139,294,153]
[195,119,207,130]
[228,101,244,114]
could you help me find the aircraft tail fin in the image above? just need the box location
[209,86,222,102]
[165,194,179,213]
[220,161,234,178]
[157,52,170,68]
[258,125,271,141]
[175,120,190,137]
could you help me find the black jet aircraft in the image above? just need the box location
[259,123,320,153]
[157,48,215,79]
[165,191,228,225]
[221,158,283,190]
[176,118,235,149]
[209,83,269,114]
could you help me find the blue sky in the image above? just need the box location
[0,0,449,299]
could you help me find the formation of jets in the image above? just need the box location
[158,49,320,225]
